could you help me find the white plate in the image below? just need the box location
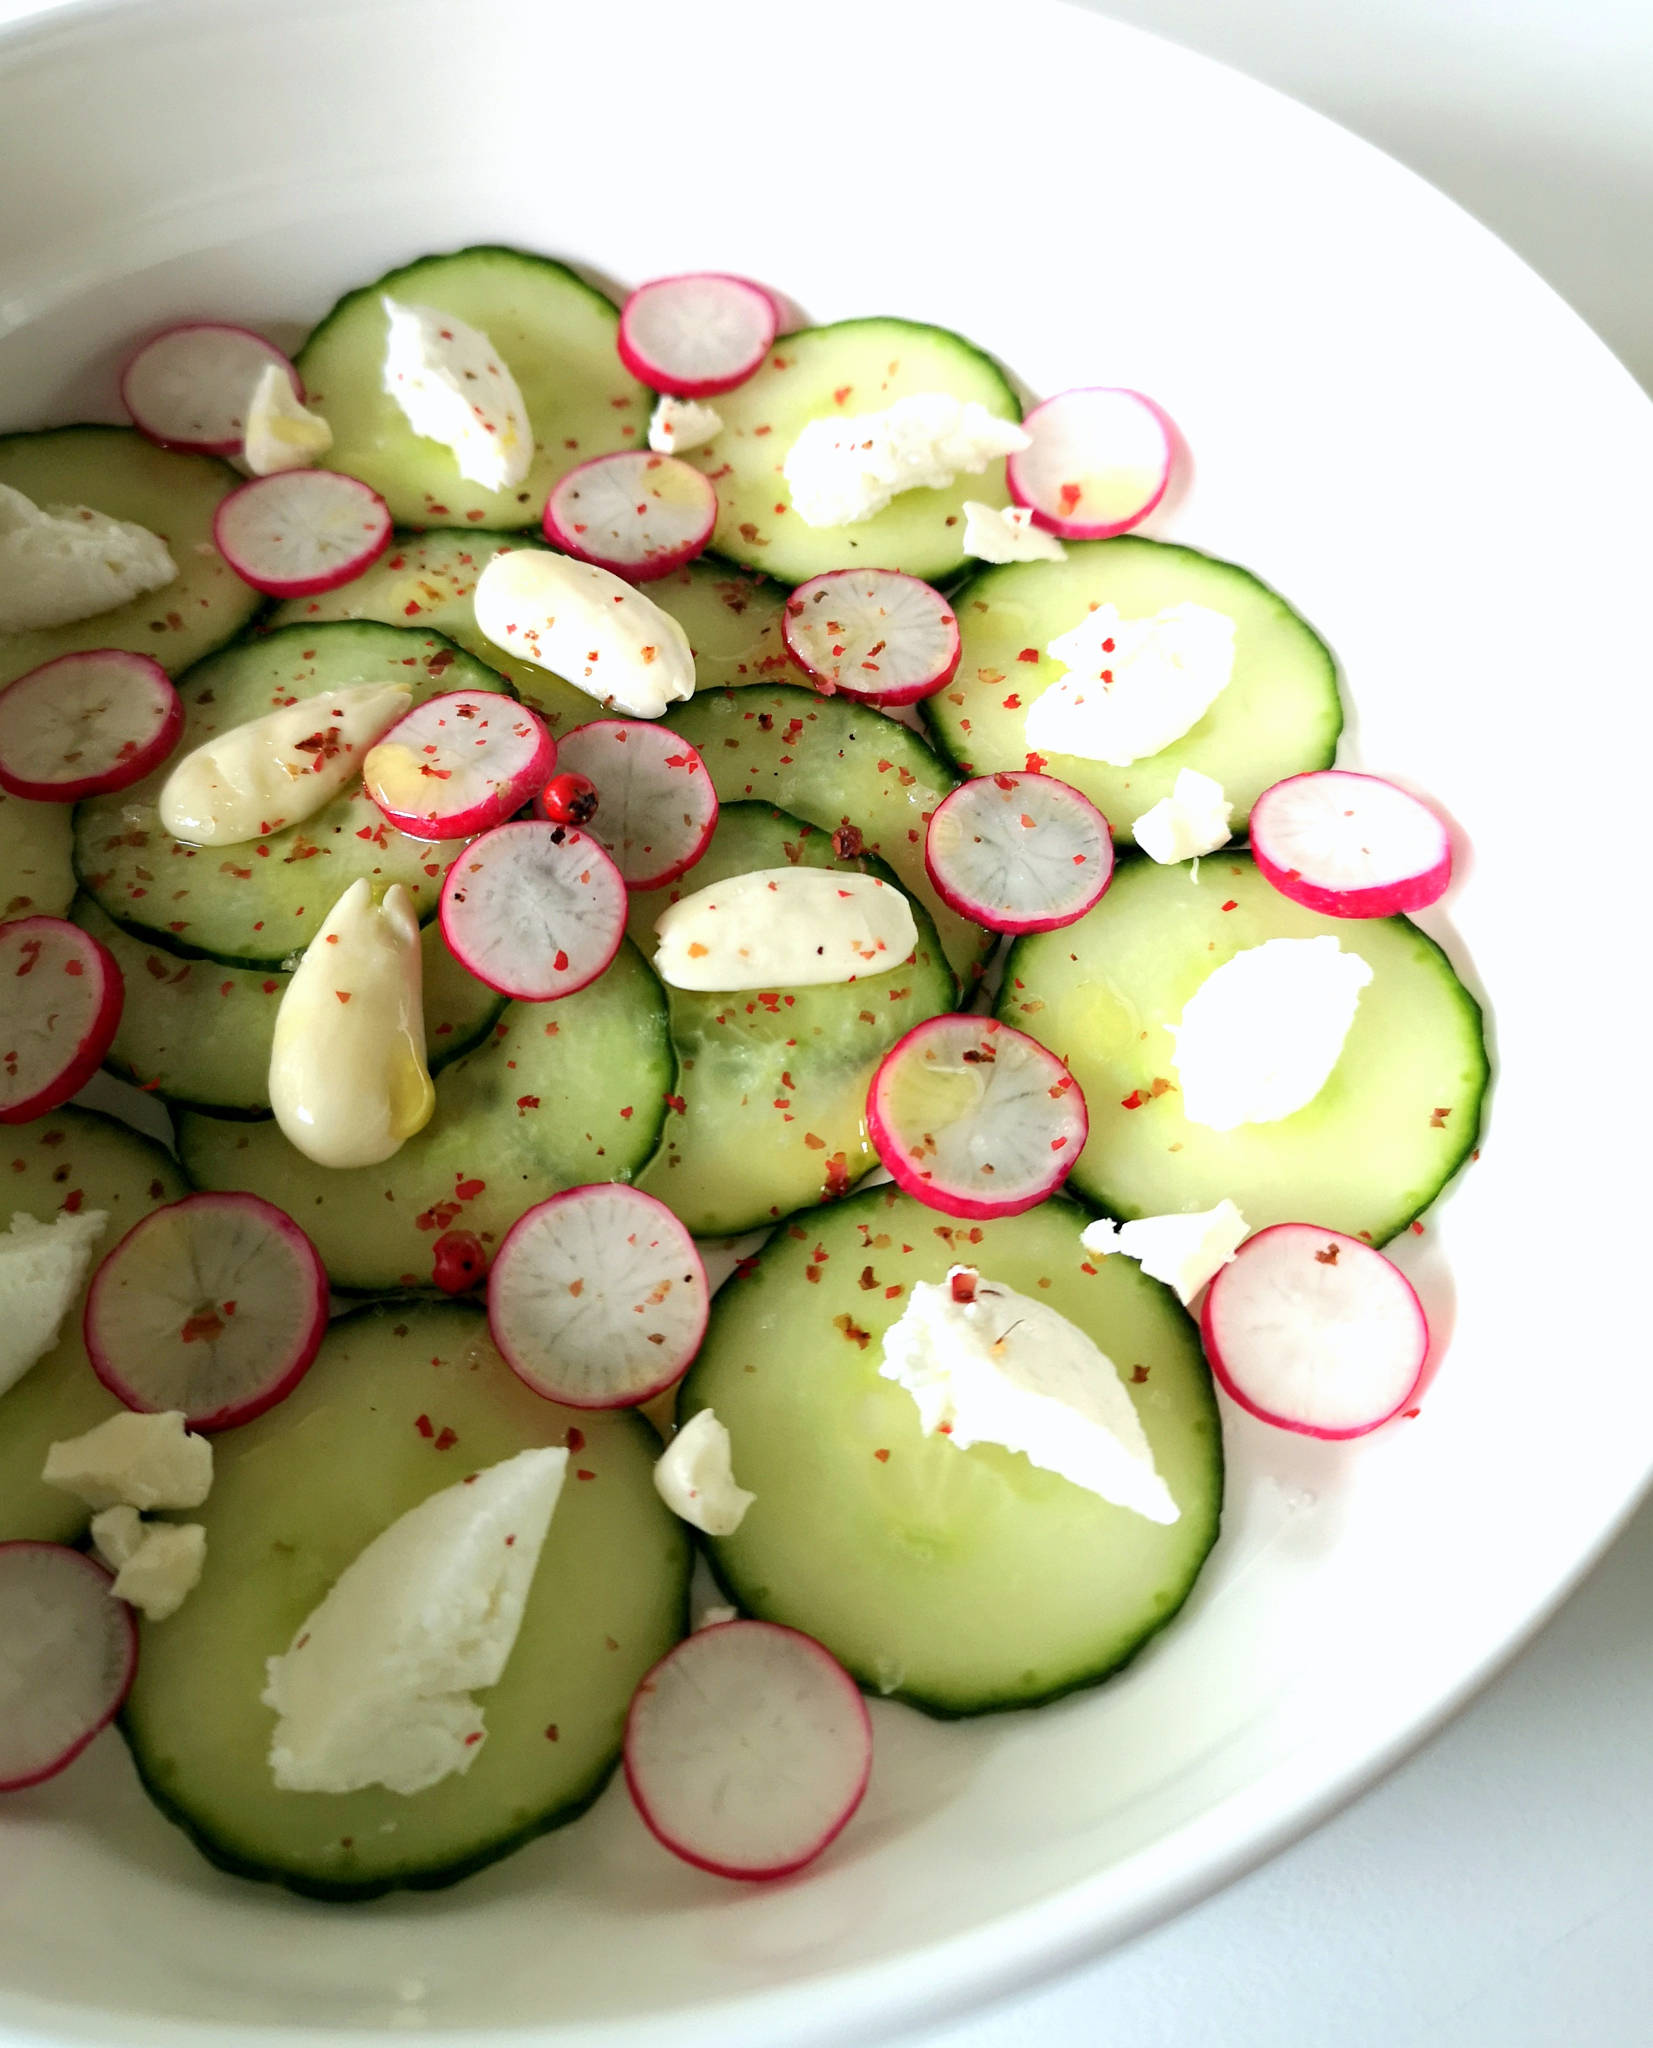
[2,0,1651,2043]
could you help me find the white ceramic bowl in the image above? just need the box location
[3,1,1651,2042]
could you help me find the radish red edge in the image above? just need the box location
[119,322,302,457]
[0,918,125,1126]
[781,569,961,708]
[616,273,779,398]
[541,451,718,584]
[924,772,1113,935]
[0,651,182,802]
[0,1543,138,1793]
[1249,770,1454,919]
[1006,386,1175,541]
[438,820,629,1002]
[212,470,393,599]
[538,720,719,891]
[364,690,556,840]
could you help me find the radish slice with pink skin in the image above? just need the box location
[537,720,717,889]
[1006,387,1174,540]
[0,917,124,1125]
[782,569,961,707]
[868,1014,1087,1220]
[363,690,555,840]
[213,470,392,598]
[1200,1222,1429,1439]
[120,322,301,456]
[925,771,1112,934]
[83,1191,328,1431]
[0,1544,137,1792]
[0,651,181,802]
[617,273,779,398]
[488,1184,708,1409]
[1250,770,1453,918]
[624,1619,872,1881]
[543,452,717,583]
[439,819,627,1001]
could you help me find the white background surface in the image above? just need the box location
[925,2,1653,2043]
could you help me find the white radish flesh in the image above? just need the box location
[120,323,300,456]
[617,273,778,398]
[782,569,960,706]
[1200,1222,1429,1438]
[439,820,627,1000]
[0,651,181,802]
[488,1185,708,1409]
[363,690,555,839]
[0,1544,137,1792]
[1006,387,1173,540]
[1249,770,1452,918]
[623,1620,871,1880]
[542,452,717,583]
[83,1191,329,1430]
[867,1015,1087,1220]
[925,771,1112,933]
[0,917,124,1125]
[213,470,392,598]
[539,720,716,889]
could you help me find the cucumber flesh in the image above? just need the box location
[0,426,261,688]
[75,895,504,1116]
[120,1300,690,1899]
[0,1107,189,1543]
[683,1186,1222,1715]
[664,684,986,988]
[922,538,1343,834]
[0,787,74,922]
[73,621,511,968]
[178,938,672,1291]
[1000,852,1487,1242]
[630,803,952,1236]
[683,317,1020,585]
[296,247,648,531]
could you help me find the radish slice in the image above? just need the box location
[542,452,717,583]
[83,1191,328,1431]
[0,917,124,1125]
[488,1184,708,1409]
[439,819,627,1001]
[617,273,779,398]
[538,720,717,889]
[1250,770,1453,918]
[120,322,301,456]
[0,1544,137,1792]
[363,690,555,840]
[213,470,392,598]
[782,569,961,707]
[0,651,182,802]
[1201,1222,1429,1439]
[867,1014,1087,1220]
[1006,387,1173,540]
[623,1620,872,1880]
[925,771,1112,933]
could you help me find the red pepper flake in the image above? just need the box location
[414,1413,435,1438]
[178,1309,224,1344]
[873,1447,890,1463]
[575,1467,596,1481]
[950,1269,977,1304]
[463,1731,483,1747]
[802,1131,826,1150]
[1314,1243,1340,1265]
[515,1094,541,1115]
[1121,1089,1148,1110]
[1402,1407,1422,1420]
[833,1313,871,1349]
[1130,1364,1150,1384]
[1016,647,1039,664]
[1023,751,1048,775]
[566,1425,585,1452]
[1429,1106,1452,1129]
[1410,1219,1425,1235]
[1221,899,1238,913]
[434,1426,459,1451]
[544,1725,559,1741]
[663,1092,686,1115]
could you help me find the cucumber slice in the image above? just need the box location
[1000,852,1487,1242]
[0,786,74,922]
[0,1107,189,1544]
[296,247,648,532]
[120,1300,690,1899]
[665,684,986,988]
[630,804,952,1236]
[177,938,671,1291]
[682,1186,1222,1715]
[75,895,503,1116]
[922,539,1343,834]
[682,318,1020,585]
[270,533,791,731]
[0,426,261,688]
[73,621,512,968]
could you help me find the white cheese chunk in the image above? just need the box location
[89,1503,145,1571]
[240,363,334,476]
[647,394,722,455]
[653,868,918,991]
[157,681,411,846]
[42,1409,212,1511]
[269,878,433,1170]
[473,548,694,718]
[262,1446,566,1796]
[381,298,532,494]
[0,1208,108,1399]
[1171,936,1374,1131]
[783,393,1030,528]
[109,1520,206,1622]
[1026,601,1236,767]
[653,1409,754,1536]
[0,482,177,632]
[961,499,1067,564]
[1081,1199,1250,1304]
[878,1266,1178,1523]
[1131,768,1234,863]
